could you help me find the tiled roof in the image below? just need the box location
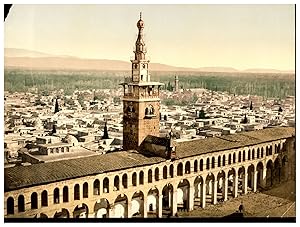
[5,127,294,192]
[5,151,165,192]
[175,127,295,158]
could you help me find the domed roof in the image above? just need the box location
[64,134,78,144]
[137,19,144,28]
[137,12,144,28]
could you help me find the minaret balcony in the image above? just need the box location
[123,92,159,99]
[145,114,156,119]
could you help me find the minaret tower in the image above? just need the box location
[121,13,164,151]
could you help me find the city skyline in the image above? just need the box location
[4,4,295,71]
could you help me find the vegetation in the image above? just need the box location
[4,69,295,99]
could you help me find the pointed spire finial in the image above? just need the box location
[140,12,142,20]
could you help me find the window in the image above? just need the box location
[7,197,14,215]
[63,186,69,202]
[18,195,25,212]
[53,188,59,204]
[83,182,88,198]
[41,190,48,207]
[31,193,38,209]
[74,184,80,200]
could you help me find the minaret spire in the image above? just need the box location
[140,12,142,20]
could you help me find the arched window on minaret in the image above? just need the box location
[141,75,143,81]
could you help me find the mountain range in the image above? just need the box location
[4,48,294,73]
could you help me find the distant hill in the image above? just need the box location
[4,48,294,73]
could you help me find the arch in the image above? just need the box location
[139,171,144,185]
[83,182,88,198]
[41,190,48,207]
[257,148,260,159]
[73,203,89,218]
[248,149,251,160]
[131,191,145,217]
[266,146,269,156]
[274,144,277,154]
[228,154,232,165]
[177,179,190,210]
[243,150,246,161]
[31,192,38,209]
[266,159,274,187]
[7,197,14,215]
[256,161,264,189]
[211,157,215,169]
[114,175,120,190]
[169,164,174,178]
[218,156,221,167]
[269,145,273,155]
[200,159,203,171]
[148,169,153,183]
[54,208,70,218]
[277,144,281,153]
[233,153,236,163]
[177,163,183,176]
[185,161,191,174]
[147,187,159,216]
[281,155,288,181]
[206,158,210,170]
[273,157,282,185]
[53,188,60,204]
[103,177,109,193]
[222,155,226,166]
[252,149,255,159]
[238,151,241,162]
[162,184,173,211]
[122,174,128,189]
[114,194,128,218]
[74,184,80,200]
[261,147,264,158]
[63,186,69,202]
[163,166,168,179]
[194,160,198,172]
[155,167,159,181]
[18,195,25,212]
[205,173,216,204]
[94,198,110,218]
[93,179,100,195]
[194,176,204,208]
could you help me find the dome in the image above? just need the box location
[137,19,144,28]
[63,134,78,146]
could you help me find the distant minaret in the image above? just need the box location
[174,75,179,92]
[102,121,109,139]
[54,98,59,113]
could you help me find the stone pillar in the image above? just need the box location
[127,200,133,218]
[157,194,163,218]
[233,175,239,198]
[201,181,206,208]
[261,166,267,188]
[188,185,194,211]
[212,180,218,205]
[243,172,248,194]
[253,170,258,192]
[89,183,94,198]
[143,199,148,218]
[171,189,177,216]
[222,176,228,201]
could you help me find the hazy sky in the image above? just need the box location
[4,4,295,70]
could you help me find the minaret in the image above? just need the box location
[174,75,179,92]
[54,98,59,113]
[121,13,164,151]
